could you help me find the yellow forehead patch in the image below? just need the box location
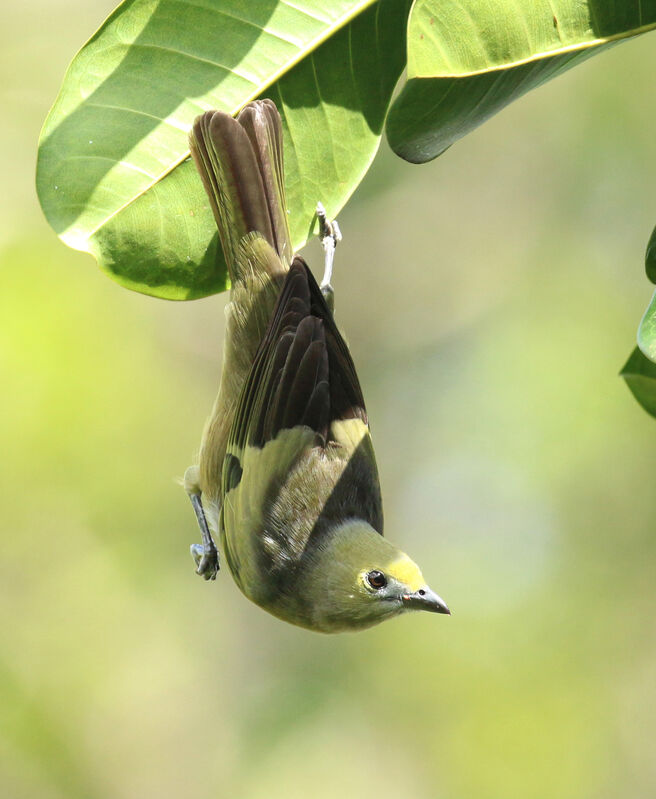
[388,555,424,592]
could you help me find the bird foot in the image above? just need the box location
[316,202,342,310]
[190,542,219,581]
[184,465,220,581]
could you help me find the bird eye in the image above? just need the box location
[366,570,387,590]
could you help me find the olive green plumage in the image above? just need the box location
[185,100,449,632]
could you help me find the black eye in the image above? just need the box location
[366,570,387,590]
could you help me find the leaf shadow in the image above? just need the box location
[38,0,281,236]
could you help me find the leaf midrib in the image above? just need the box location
[410,20,656,80]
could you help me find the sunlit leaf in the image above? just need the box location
[37,0,410,299]
[387,0,656,162]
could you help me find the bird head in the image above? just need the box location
[294,520,450,633]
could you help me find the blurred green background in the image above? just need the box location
[3,4,656,797]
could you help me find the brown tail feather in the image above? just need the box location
[189,100,292,284]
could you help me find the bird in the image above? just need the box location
[183,99,450,632]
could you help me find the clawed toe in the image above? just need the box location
[191,543,219,581]
[316,202,341,311]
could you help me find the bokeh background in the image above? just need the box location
[3,3,656,797]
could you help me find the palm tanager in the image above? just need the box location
[183,100,449,632]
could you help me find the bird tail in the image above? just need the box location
[189,100,292,284]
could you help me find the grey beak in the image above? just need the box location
[403,586,451,615]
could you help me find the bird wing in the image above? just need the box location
[219,258,383,596]
[229,256,367,455]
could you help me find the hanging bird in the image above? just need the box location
[183,99,449,632]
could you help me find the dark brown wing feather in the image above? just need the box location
[229,257,367,454]
[221,258,384,574]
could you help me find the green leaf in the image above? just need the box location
[37,0,410,299]
[387,0,656,163]
[637,289,656,362]
[621,346,656,419]
[646,224,656,283]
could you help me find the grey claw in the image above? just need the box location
[190,543,204,566]
[316,201,341,300]
[316,202,341,244]
[190,543,219,581]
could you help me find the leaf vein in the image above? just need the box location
[167,0,307,48]
[129,42,260,85]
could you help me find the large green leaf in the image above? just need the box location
[37,0,410,299]
[387,1,656,163]
[621,346,656,419]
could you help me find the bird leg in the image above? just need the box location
[184,466,219,581]
[316,201,342,312]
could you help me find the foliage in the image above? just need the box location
[621,347,656,417]
[37,0,411,298]
[36,1,656,414]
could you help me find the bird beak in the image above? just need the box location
[402,586,451,615]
